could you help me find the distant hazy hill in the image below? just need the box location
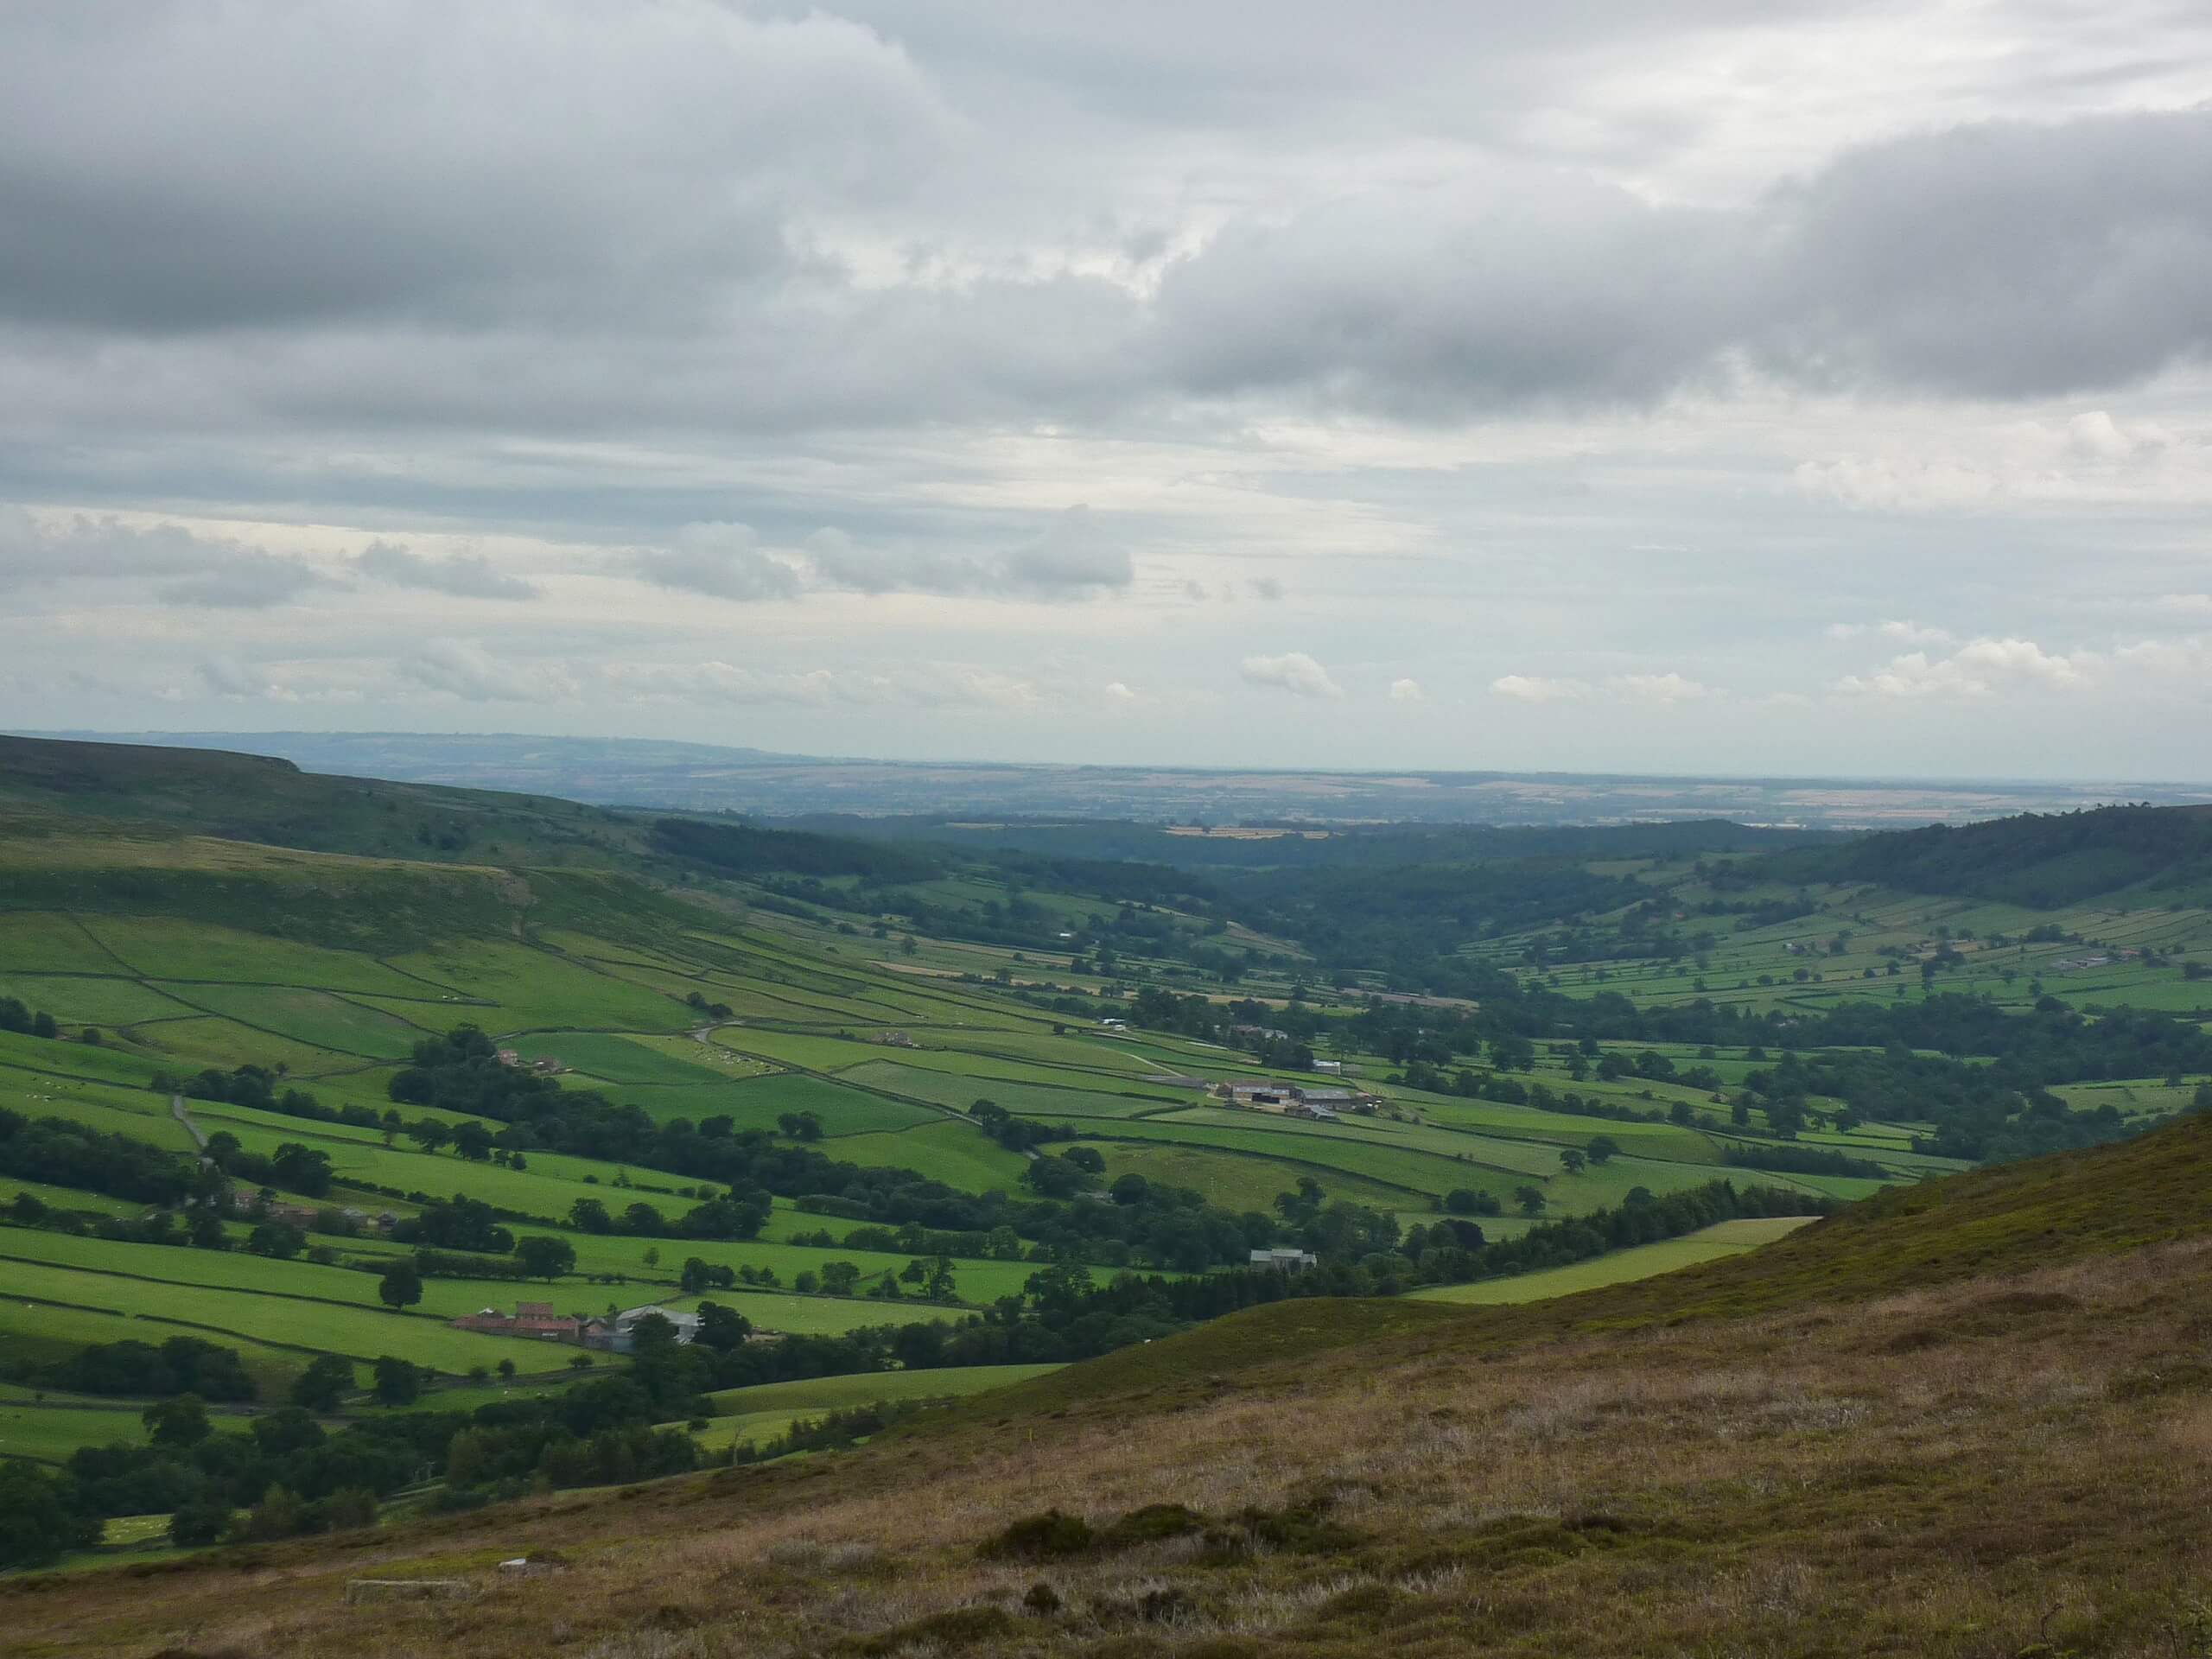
[23,729,2209,828]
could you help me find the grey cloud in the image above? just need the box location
[161,552,334,609]
[196,657,261,698]
[358,540,538,600]
[0,505,330,607]
[636,508,1131,601]
[627,524,804,601]
[0,3,953,334]
[1152,108,2212,415]
[399,640,577,703]
[998,507,1133,592]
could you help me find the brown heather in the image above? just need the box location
[11,1116,2212,1658]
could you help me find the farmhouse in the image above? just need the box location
[582,1305,702,1353]
[1249,1247,1319,1271]
[450,1300,582,1341]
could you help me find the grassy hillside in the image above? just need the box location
[12,1116,2212,1656]
[3,734,2209,1610]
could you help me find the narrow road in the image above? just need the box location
[170,1093,210,1160]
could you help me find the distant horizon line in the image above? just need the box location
[15,727,2212,795]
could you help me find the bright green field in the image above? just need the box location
[813,1121,1032,1190]
[1408,1216,1817,1306]
[0,1399,152,1463]
[0,1299,330,1395]
[0,974,197,1028]
[0,913,137,976]
[72,916,435,996]
[1075,1141,1406,1215]
[153,984,428,1058]
[0,1255,557,1373]
[512,1032,729,1085]
[379,939,696,1033]
[683,1361,1063,1450]
[841,1059,1182,1119]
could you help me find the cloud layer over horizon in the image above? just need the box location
[3,2,2209,779]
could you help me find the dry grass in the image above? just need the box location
[12,1234,2212,1657]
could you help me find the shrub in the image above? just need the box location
[978,1509,1096,1561]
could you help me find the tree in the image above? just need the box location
[379,1109,403,1147]
[642,1245,660,1268]
[372,1355,423,1406]
[1559,1148,1587,1174]
[378,1260,423,1312]
[1442,1188,1481,1215]
[626,1312,680,1361]
[407,1119,452,1155]
[1586,1135,1620,1165]
[142,1392,212,1450]
[450,1121,495,1161]
[246,1221,306,1259]
[696,1301,753,1352]
[568,1197,613,1233]
[169,1500,232,1547]
[925,1254,957,1301]
[270,1142,334,1197]
[0,1463,100,1569]
[514,1235,576,1281]
[1513,1185,1547,1217]
[819,1260,861,1297]
[1060,1146,1105,1174]
[291,1354,354,1412]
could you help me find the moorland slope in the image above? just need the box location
[11,1116,2212,1658]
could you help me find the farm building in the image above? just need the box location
[1249,1247,1319,1272]
[582,1305,702,1354]
[450,1300,583,1341]
[1222,1079,1292,1105]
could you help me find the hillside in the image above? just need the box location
[11,1116,2212,1657]
[1804,803,2212,907]
[1,733,2208,1618]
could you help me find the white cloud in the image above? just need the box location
[1833,636,2097,699]
[1491,675,1591,703]
[1878,620,1954,646]
[1103,680,1136,702]
[2113,636,2212,678]
[604,659,1040,711]
[1609,671,1709,703]
[1388,677,1424,702]
[1239,652,1342,699]
[2156,593,2212,618]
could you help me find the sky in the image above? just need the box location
[3,0,2210,780]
